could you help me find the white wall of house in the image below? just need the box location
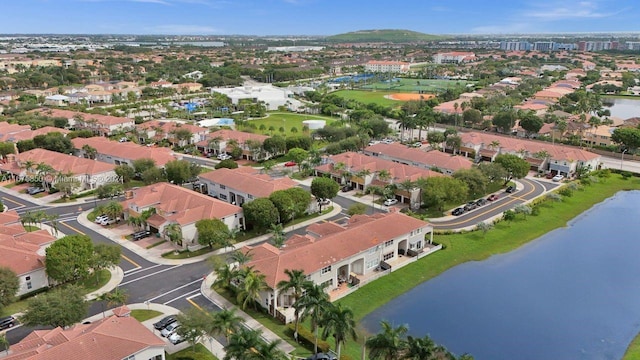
[132,346,166,360]
[201,180,254,206]
[17,268,49,296]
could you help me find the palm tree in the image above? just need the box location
[296,282,330,354]
[252,339,288,360]
[0,333,9,355]
[402,335,436,360]
[377,169,392,185]
[321,303,357,359]
[82,144,98,160]
[163,222,183,247]
[46,213,60,236]
[366,320,409,360]
[229,249,253,267]
[355,168,372,191]
[104,201,123,223]
[489,140,500,151]
[237,268,267,310]
[36,162,55,191]
[209,307,243,344]
[269,223,285,248]
[224,327,261,360]
[276,269,311,339]
[213,263,238,292]
[97,288,129,318]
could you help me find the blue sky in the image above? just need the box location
[1,0,638,35]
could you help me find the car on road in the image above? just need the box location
[284,161,297,167]
[95,214,109,224]
[383,198,398,206]
[160,322,181,337]
[552,174,565,182]
[153,315,177,330]
[464,201,477,211]
[305,353,337,360]
[168,331,185,345]
[475,198,488,207]
[487,194,499,201]
[505,186,516,193]
[132,230,151,241]
[0,316,16,330]
[452,207,465,216]
[26,187,45,195]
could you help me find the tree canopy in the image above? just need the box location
[0,267,19,311]
[21,285,88,328]
[196,218,230,248]
[242,198,279,231]
[495,154,530,180]
[611,127,640,150]
[45,234,95,283]
[310,177,339,203]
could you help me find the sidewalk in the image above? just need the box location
[0,184,102,208]
[85,266,124,301]
[292,177,391,212]
[76,203,343,266]
[201,273,296,354]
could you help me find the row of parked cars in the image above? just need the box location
[451,186,517,216]
[94,214,120,226]
[153,315,184,345]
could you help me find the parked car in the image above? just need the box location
[552,174,565,182]
[161,322,181,337]
[99,217,119,226]
[26,187,45,195]
[341,185,354,192]
[95,214,109,224]
[452,207,465,216]
[217,153,231,160]
[487,194,499,201]
[318,198,331,206]
[168,331,185,345]
[0,316,16,330]
[546,172,555,179]
[475,198,488,207]
[118,137,129,143]
[383,198,398,206]
[132,230,151,241]
[505,186,516,193]
[382,138,393,144]
[153,315,177,330]
[284,161,297,167]
[305,353,337,360]
[411,142,422,148]
[464,201,477,211]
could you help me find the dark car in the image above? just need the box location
[341,185,354,192]
[132,230,151,241]
[26,187,45,195]
[306,354,337,360]
[153,315,177,330]
[452,207,465,216]
[487,194,499,201]
[505,186,516,193]
[475,198,488,207]
[0,316,16,330]
[464,201,477,211]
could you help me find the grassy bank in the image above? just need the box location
[131,309,163,322]
[332,174,640,359]
[166,343,218,360]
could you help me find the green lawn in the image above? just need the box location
[332,89,399,107]
[131,309,163,322]
[245,112,338,136]
[625,334,640,360]
[166,343,218,360]
[23,225,40,232]
[360,78,473,93]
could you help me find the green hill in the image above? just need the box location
[326,29,444,43]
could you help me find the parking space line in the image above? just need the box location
[187,297,204,312]
[121,254,141,268]
[120,265,181,286]
[146,278,203,302]
[164,289,201,305]
[124,263,163,276]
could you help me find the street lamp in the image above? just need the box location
[621,149,628,171]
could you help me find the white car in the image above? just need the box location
[99,217,119,226]
[161,322,180,337]
[168,331,184,345]
[552,174,565,182]
[217,153,232,160]
[94,214,109,223]
[383,198,398,206]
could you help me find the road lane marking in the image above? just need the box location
[187,297,204,312]
[121,254,141,268]
[60,221,86,235]
[119,265,182,286]
[2,197,25,207]
[164,289,201,305]
[124,263,163,276]
[146,278,203,302]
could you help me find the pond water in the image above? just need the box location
[362,191,640,360]
[603,97,640,119]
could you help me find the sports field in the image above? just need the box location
[360,78,472,93]
[246,112,337,136]
[332,90,400,107]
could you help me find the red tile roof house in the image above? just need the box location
[456,131,601,177]
[0,150,118,193]
[314,152,444,208]
[137,120,208,147]
[2,315,166,360]
[0,210,57,296]
[122,182,243,249]
[196,129,273,161]
[31,108,135,136]
[363,143,473,176]
[198,167,298,206]
[72,136,178,168]
[239,212,437,323]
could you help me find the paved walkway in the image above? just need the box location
[85,266,125,301]
[201,273,297,354]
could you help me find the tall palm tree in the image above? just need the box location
[276,269,311,339]
[209,307,243,344]
[251,339,288,360]
[366,320,409,360]
[213,263,238,292]
[46,213,60,236]
[163,223,183,247]
[97,288,129,318]
[229,249,253,267]
[237,268,267,310]
[401,335,436,360]
[36,163,55,191]
[224,327,261,360]
[321,303,357,359]
[296,282,330,354]
[269,223,285,248]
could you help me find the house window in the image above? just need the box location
[383,252,395,261]
[219,194,227,200]
[366,259,378,269]
[416,241,423,249]
[367,247,376,254]
[248,194,254,199]
[220,185,226,190]
[384,239,394,247]
[122,355,135,360]
[321,279,333,288]
[321,265,332,275]
[25,276,31,281]
[26,282,32,290]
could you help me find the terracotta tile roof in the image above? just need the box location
[123,182,241,226]
[316,152,445,183]
[7,126,70,142]
[197,129,269,147]
[0,210,20,225]
[460,132,600,162]
[0,236,46,276]
[198,168,297,198]
[364,143,473,172]
[243,213,429,288]
[0,148,115,176]
[138,120,208,135]
[5,315,165,360]
[72,137,177,167]
[29,108,133,127]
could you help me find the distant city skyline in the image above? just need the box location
[1,0,639,36]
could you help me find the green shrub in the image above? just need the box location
[558,187,573,197]
[347,203,366,216]
[621,171,633,179]
[287,323,330,353]
[502,210,516,221]
[175,352,209,360]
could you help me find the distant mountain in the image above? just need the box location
[326,29,445,43]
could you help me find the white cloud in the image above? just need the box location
[148,24,219,34]
[527,0,625,20]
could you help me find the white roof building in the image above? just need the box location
[211,85,303,111]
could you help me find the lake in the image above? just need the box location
[604,97,640,119]
[362,191,640,360]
